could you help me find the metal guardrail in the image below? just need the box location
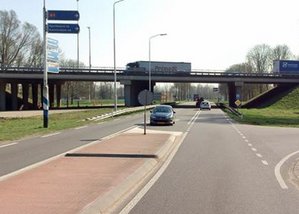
[1,66,299,78]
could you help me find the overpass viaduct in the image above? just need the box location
[1,67,299,110]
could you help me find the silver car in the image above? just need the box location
[150,105,175,125]
[200,100,211,110]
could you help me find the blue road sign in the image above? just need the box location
[47,10,80,21]
[48,50,59,62]
[47,38,59,49]
[48,24,80,34]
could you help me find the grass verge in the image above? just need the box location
[225,108,299,127]
[0,108,117,142]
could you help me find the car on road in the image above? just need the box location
[200,100,211,110]
[150,105,175,125]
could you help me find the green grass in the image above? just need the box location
[0,108,116,142]
[226,87,299,127]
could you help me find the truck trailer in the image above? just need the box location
[273,60,299,73]
[125,61,191,75]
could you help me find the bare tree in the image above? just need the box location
[247,44,272,73]
[0,10,41,67]
[271,44,294,61]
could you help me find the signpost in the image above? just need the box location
[43,0,80,128]
[138,90,154,135]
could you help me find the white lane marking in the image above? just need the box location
[119,132,188,214]
[248,143,252,147]
[242,136,246,139]
[244,139,249,143]
[262,160,269,166]
[0,142,18,149]
[187,111,200,125]
[275,150,299,190]
[251,148,257,152]
[41,132,61,138]
[256,153,263,158]
[75,125,88,130]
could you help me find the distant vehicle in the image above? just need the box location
[195,97,204,107]
[200,100,211,110]
[273,60,299,74]
[150,105,175,125]
[125,61,191,75]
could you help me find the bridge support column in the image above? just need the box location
[0,81,6,111]
[11,82,18,110]
[32,83,39,110]
[56,83,61,108]
[121,80,155,107]
[228,82,243,108]
[49,83,55,109]
[22,83,29,110]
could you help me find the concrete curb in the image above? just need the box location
[79,134,178,214]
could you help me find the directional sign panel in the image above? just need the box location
[48,24,80,34]
[47,10,80,21]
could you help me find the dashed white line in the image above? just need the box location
[248,143,252,147]
[0,142,18,149]
[75,126,88,130]
[41,132,61,138]
[251,148,257,152]
[244,139,249,143]
[262,160,269,166]
[256,153,263,158]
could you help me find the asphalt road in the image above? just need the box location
[128,108,299,214]
[1,106,299,214]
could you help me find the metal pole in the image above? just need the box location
[43,0,49,128]
[148,33,167,92]
[77,0,80,68]
[113,0,125,112]
[88,26,91,102]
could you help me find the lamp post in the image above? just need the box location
[87,26,91,102]
[113,0,125,112]
[76,0,80,68]
[148,33,167,92]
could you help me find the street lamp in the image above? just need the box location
[76,0,80,68]
[87,26,92,102]
[148,33,167,92]
[113,0,125,112]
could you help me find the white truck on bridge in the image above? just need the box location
[125,61,191,75]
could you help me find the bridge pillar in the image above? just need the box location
[49,83,55,109]
[32,83,39,110]
[228,82,243,108]
[21,83,29,110]
[11,82,18,110]
[56,83,61,108]
[121,80,155,106]
[0,81,6,111]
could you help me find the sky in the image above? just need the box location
[2,0,299,70]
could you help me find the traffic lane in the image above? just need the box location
[0,113,144,177]
[129,109,299,214]
[229,123,299,190]
[145,107,199,133]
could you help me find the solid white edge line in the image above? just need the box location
[275,150,299,190]
[0,142,18,149]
